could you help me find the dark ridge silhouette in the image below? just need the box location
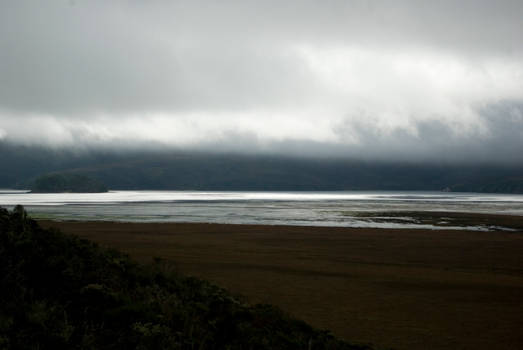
[31,173,108,193]
[2,143,523,193]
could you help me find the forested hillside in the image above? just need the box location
[31,173,108,193]
[2,143,523,193]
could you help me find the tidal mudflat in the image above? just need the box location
[41,216,523,350]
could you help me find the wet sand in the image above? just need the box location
[39,220,523,350]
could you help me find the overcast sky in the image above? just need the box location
[1,0,522,162]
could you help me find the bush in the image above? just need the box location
[0,206,373,349]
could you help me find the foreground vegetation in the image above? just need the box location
[0,206,371,349]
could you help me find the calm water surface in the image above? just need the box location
[1,190,523,230]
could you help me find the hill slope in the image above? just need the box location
[2,143,523,193]
[31,173,108,193]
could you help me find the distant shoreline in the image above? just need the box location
[33,210,523,232]
[2,190,521,230]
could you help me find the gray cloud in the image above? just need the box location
[1,0,522,162]
[326,101,523,162]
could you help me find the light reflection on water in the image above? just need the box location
[1,190,523,230]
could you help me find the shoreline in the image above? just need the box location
[33,210,523,232]
[39,219,523,350]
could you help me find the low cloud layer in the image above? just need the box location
[1,1,522,162]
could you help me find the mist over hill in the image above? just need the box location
[1,1,522,194]
[2,143,523,193]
